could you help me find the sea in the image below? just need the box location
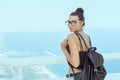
[0,27,120,80]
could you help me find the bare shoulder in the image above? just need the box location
[67,33,78,41]
[67,33,76,38]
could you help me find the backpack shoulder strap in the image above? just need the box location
[77,33,92,49]
[74,33,83,51]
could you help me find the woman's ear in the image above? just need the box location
[80,21,84,26]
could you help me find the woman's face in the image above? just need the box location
[66,15,83,32]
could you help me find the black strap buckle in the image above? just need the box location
[66,73,74,78]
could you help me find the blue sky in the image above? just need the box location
[0,0,120,32]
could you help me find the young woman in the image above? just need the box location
[61,7,91,80]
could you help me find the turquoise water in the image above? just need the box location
[0,28,120,79]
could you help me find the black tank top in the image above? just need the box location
[66,45,87,69]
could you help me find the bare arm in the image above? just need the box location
[61,34,80,68]
[61,39,72,63]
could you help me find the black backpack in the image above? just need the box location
[74,33,107,80]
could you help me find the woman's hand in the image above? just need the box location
[61,39,68,49]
